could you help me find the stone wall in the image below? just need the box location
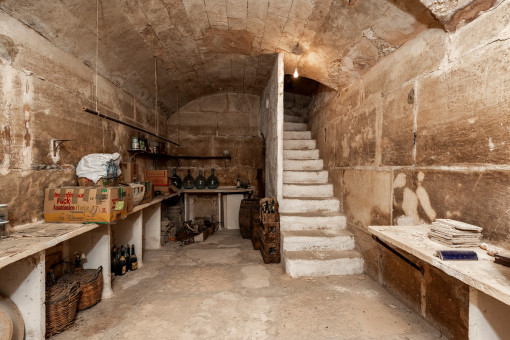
[306,3,510,339]
[0,10,168,226]
[259,54,284,199]
[166,92,264,219]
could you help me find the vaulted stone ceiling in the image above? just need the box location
[0,0,496,115]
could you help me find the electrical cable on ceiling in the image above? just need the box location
[154,56,158,136]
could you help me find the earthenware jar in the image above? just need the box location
[171,168,182,189]
[183,170,194,189]
[195,170,206,189]
[206,169,219,189]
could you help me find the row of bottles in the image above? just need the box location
[111,244,138,276]
[172,168,219,190]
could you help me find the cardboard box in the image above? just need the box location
[77,177,119,187]
[154,186,170,195]
[118,184,134,212]
[139,181,154,204]
[145,170,168,186]
[44,186,127,223]
[121,162,136,182]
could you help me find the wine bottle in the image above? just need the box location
[236,174,241,188]
[125,243,131,271]
[119,246,127,275]
[111,245,118,275]
[130,244,138,270]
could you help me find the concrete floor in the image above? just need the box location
[54,230,443,340]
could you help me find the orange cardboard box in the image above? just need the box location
[145,170,168,186]
[44,186,127,223]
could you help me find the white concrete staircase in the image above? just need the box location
[281,116,364,277]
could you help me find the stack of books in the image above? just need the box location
[428,219,482,247]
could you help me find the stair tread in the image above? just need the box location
[280,211,344,217]
[282,229,353,238]
[282,197,338,201]
[283,183,332,187]
[283,169,326,172]
[284,249,362,261]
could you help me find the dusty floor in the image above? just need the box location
[54,230,443,340]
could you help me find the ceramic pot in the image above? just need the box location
[183,170,195,189]
[206,169,219,189]
[195,170,206,189]
[171,168,182,189]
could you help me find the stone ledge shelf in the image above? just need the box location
[0,194,175,340]
[368,225,510,339]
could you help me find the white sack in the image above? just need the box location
[76,153,122,183]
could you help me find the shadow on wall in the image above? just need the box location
[393,171,436,226]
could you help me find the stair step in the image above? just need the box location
[281,229,355,251]
[280,197,340,213]
[284,139,316,150]
[283,183,333,197]
[284,114,304,123]
[283,170,328,184]
[284,131,312,140]
[283,159,323,171]
[283,250,364,277]
[284,149,319,160]
[280,212,347,231]
[284,122,307,131]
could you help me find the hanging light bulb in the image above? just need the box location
[293,67,299,78]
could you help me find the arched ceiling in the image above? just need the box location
[0,0,496,115]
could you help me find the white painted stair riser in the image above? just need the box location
[283,184,333,197]
[281,233,355,251]
[284,122,307,131]
[284,149,320,160]
[284,257,364,278]
[280,198,340,213]
[283,159,324,171]
[284,131,312,140]
[284,140,316,150]
[280,214,347,231]
[283,170,328,184]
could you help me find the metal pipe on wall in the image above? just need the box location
[82,107,180,146]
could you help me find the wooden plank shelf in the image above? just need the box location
[127,150,231,160]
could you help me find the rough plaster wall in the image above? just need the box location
[165,92,264,217]
[307,3,510,338]
[259,54,284,199]
[0,11,168,226]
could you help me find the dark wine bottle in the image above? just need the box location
[125,243,131,271]
[130,244,138,271]
[111,245,119,275]
[119,246,127,275]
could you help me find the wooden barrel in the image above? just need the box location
[251,206,261,250]
[239,199,259,239]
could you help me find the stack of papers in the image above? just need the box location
[428,219,482,247]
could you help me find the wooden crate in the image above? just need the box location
[260,221,280,244]
[260,239,280,264]
[260,197,279,223]
[239,199,259,239]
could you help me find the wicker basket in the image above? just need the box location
[45,281,81,338]
[61,266,103,311]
